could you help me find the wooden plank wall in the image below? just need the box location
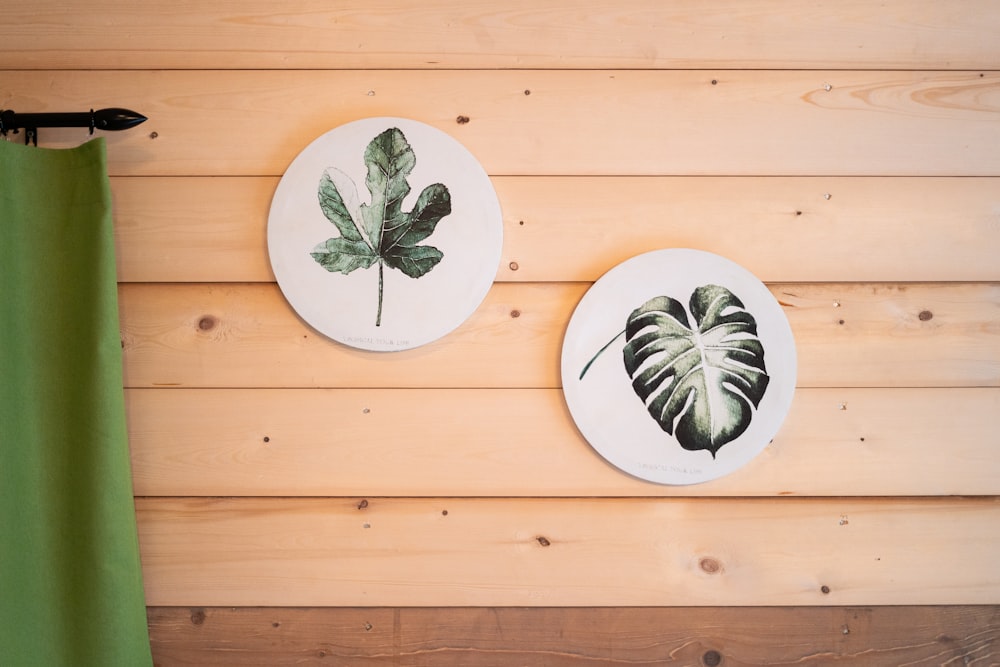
[4,1,1000,663]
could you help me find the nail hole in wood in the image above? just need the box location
[509,261,519,271]
[263,436,270,443]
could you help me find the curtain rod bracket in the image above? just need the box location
[0,108,147,146]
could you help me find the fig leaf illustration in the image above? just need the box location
[310,127,452,326]
[581,284,769,457]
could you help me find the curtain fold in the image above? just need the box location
[0,138,153,666]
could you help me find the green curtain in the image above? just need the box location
[0,138,153,666]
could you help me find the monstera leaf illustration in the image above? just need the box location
[310,127,452,326]
[582,284,769,457]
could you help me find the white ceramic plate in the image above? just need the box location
[561,249,797,485]
[268,117,502,351]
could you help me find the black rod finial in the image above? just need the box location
[92,107,148,131]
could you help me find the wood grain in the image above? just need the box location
[127,387,1000,497]
[146,606,1000,666]
[111,176,1000,283]
[118,282,1000,389]
[5,1,999,70]
[136,496,1000,606]
[9,1,1000,657]
[4,70,999,176]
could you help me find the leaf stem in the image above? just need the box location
[579,327,626,380]
[376,260,384,327]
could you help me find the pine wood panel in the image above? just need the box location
[5,70,1000,177]
[8,0,999,659]
[127,387,1000,498]
[111,176,1000,284]
[118,282,1000,389]
[136,496,1000,606]
[5,1,999,71]
[147,606,1000,666]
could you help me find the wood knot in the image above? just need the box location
[918,310,933,321]
[536,536,551,547]
[357,499,369,510]
[821,585,831,594]
[699,557,723,574]
[197,316,216,331]
[702,649,722,666]
[190,608,206,625]
[456,115,470,124]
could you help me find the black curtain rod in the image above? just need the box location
[0,108,147,146]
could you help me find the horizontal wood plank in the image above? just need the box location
[127,387,1000,497]
[136,496,1000,606]
[5,70,1000,176]
[5,1,999,70]
[112,176,1000,283]
[147,606,1000,666]
[119,282,1000,389]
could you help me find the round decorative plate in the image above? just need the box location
[268,117,502,351]
[561,249,797,485]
